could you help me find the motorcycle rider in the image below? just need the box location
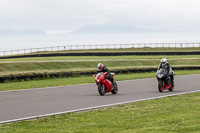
[96,63,114,85]
[157,58,174,86]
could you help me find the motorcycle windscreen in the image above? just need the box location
[96,72,103,77]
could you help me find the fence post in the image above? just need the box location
[4,51,5,56]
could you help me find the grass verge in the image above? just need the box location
[0,91,199,132]
[1,55,200,62]
[1,58,200,73]
[0,70,200,92]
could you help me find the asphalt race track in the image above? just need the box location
[0,74,200,124]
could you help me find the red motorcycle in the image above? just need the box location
[93,72,118,96]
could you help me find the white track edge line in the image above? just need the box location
[1,89,200,124]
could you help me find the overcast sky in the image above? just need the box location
[0,0,200,35]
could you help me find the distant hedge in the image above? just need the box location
[0,66,200,83]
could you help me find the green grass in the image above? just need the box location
[1,55,200,62]
[1,55,200,78]
[0,91,199,132]
[1,58,200,73]
[0,70,200,92]
[0,55,199,86]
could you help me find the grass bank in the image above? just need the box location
[0,70,200,92]
[1,58,200,73]
[1,55,200,62]
[0,91,199,132]
[0,55,200,83]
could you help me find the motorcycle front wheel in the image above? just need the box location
[158,80,164,92]
[98,84,105,96]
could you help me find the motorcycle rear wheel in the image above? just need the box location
[111,81,118,94]
[158,80,164,92]
[98,84,105,96]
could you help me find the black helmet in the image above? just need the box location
[97,63,104,71]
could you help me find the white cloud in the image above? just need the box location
[1,0,200,34]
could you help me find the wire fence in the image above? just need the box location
[1,43,200,56]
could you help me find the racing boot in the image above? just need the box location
[111,80,115,87]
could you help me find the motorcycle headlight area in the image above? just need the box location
[157,74,164,78]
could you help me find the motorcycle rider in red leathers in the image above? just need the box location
[96,63,114,85]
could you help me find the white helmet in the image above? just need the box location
[161,58,167,65]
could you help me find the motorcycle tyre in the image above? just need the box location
[111,81,118,94]
[169,85,174,91]
[98,84,105,96]
[158,80,164,92]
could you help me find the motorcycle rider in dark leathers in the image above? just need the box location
[157,58,174,86]
[96,63,114,85]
